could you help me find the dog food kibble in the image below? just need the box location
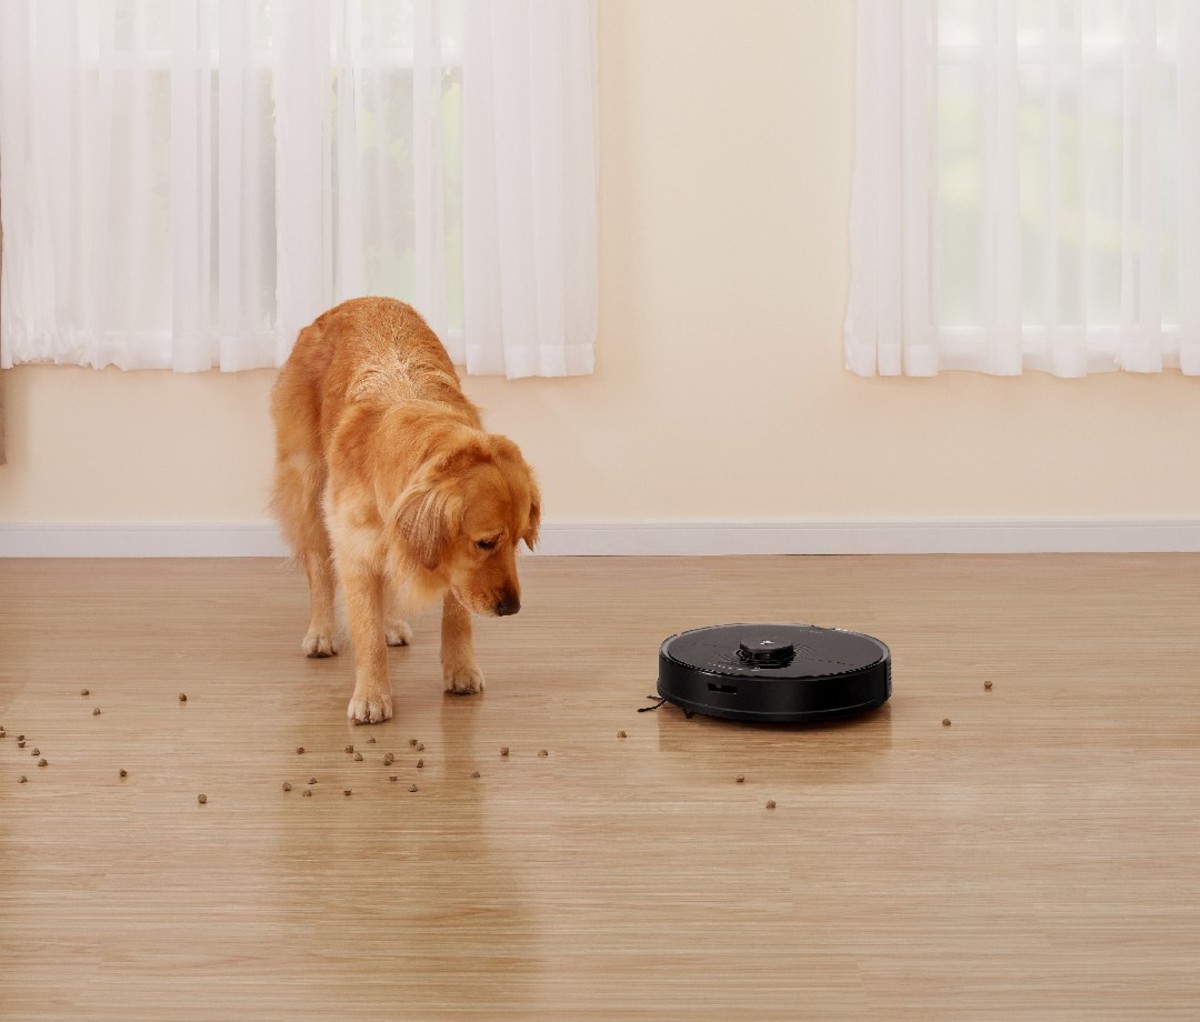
[344,744,354,754]
[93,707,101,716]
[367,737,376,744]
[416,758,424,769]
[17,735,24,742]
[471,771,481,778]
[408,784,418,793]
[178,693,187,703]
[416,743,425,752]
[19,775,28,784]
[353,752,364,762]
[119,769,128,778]
[37,758,47,767]
[984,680,993,690]
[617,730,627,739]
[942,718,952,726]
[307,777,318,785]
[296,746,305,754]
[343,789,352,797]
[409,739,418,747]
[735,774,746,784]
[383,753,395,766]
[80,689,89,697]
[17,741,25,749]
[282,781,293,792]
[303,790,313,797]
[30,748,39,756]
[388,775,398,782]
[197,794,208,805]
[765,800,777,810]
[538,749,549,757]
[500,747,510,757]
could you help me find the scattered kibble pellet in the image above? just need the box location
[178,693,187,703]
[19,775,28,784]
[302,790,313,797]
[942,718,951,726]
[307,778,318,785]
[17,741,26,749]
[500,747,510,757]
[197,794,208,805]
[416,758,424,769]
[617,730,627,739]
[409,739,418,747]
[416,743,425,752]
[538,749,549,757]
[80,689,89,697]
[282,781,293,792]
[353,752,364,762]
[343,789,352,797]
[408,784,418,793]
[30,748,39,756]
[119,769,128,778]
[735,775,745,784]
[984,680,993,690]
[296,746,305,754]
[345,744,354,754]
[471,771,481,778]
[383,753,395,765]
[17,734,25,741]
[37,758,47,767]
[93,708,101,716]
[765,800,776,810]
[367,737,376,744]
[388,775,398,782]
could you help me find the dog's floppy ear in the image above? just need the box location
[393,474,462,572]
[523,484,542,552]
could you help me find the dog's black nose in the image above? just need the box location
[495,595,521,617]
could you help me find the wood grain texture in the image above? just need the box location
[1,554,1198,1021]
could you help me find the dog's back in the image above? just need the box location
[272,297,478,469]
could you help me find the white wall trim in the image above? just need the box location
[1,519,1199,557]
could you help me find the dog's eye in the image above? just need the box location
[476,538,499,551]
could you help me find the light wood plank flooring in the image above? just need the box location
[1,554,1198,1021]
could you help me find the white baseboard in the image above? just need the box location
[1,519,1199,557]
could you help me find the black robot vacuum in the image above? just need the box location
[657,623,891,723]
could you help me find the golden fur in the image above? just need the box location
[270,297,540,723]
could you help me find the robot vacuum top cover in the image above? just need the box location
[657,622,891,723]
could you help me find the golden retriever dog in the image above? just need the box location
[270,297,540,724]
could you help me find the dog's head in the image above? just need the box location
[391,432,540,616]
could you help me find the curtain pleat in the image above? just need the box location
[462,0,597,378]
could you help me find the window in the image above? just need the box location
[846,0,1199,377]
[0,0,597,378]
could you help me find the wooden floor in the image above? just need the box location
[1,554,1198,1021]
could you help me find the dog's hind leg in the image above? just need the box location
[271,454,339,657]
[383,587,414,647]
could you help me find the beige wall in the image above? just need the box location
[2,0,1198,527]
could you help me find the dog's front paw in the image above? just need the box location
[444,662,486,696]
[385,619,413,647]
[347,689,393,724]
[303,628,338,657]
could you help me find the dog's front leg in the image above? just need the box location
[341,560,393,723]
[441,591,485,695]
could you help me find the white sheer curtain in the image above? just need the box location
[0,0,597,377]
[846,0,1200,377]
